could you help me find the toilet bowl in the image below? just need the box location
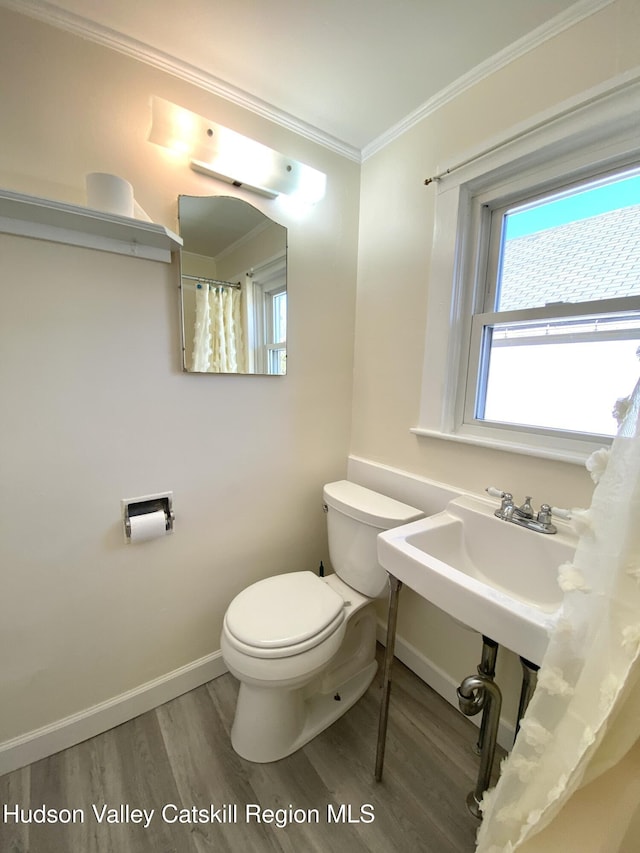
[221,481,423,763]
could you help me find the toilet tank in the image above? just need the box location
[323,480,423,598]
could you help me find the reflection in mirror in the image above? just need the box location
[179,195,287,374]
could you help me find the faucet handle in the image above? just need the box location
[535,504,558,533]
[537,504,553,524]
[486,487,514,520]
[485,487,513,506]
[486,486,506,498]
[550,506,572,520]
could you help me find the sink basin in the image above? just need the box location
[377,494,577,664]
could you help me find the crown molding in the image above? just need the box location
[0,0,618,165]
[361,0,617,161]
[0,0,361,163]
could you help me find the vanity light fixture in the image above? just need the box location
[148,96,327,204]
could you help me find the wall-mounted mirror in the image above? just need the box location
[179,195,287,374]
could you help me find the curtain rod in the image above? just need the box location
[423,73,640,187]
[181,274,241,290]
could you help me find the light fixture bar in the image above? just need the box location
[149,97,327,204]
[189,160,278,199]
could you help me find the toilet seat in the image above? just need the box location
[223,572,346,659]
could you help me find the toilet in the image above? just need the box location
[221,480,423,763]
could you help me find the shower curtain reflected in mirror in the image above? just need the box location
[191,282,247,373]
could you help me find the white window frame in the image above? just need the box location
[413,73,640,464]
[264,284,287,374]
[247,255,287,374]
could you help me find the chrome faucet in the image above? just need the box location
[485,487,559,534]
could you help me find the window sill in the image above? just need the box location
[410,425,609,465]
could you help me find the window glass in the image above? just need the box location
[495,171,640,311]
[272,291,287,344]
[473,167,640,438]
[266,288,286,375]
[481,317,640,436]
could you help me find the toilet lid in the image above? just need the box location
[225,572,344,651]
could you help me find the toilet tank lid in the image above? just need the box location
[323,480,423,529]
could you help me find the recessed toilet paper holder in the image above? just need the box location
[121,491,174,542]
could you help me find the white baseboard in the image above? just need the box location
[376,621,515,751]
[0,651,228,777]
[0,624,515,778]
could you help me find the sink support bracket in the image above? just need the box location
[374,574,402,782]
[457,664,503,819]
[516,657,539,740]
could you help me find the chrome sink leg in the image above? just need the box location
[375,574,402,782]
[475,636,498,755]
[457,669,502,819]
[515,657,539,740]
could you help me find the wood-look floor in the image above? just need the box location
[0,648,486,852]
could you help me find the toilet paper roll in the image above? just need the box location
[128,510,167,543]
[133,199,152,222]
[86,172,134,217]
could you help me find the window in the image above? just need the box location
[265,285,287,375]
[467,168,640,439]
[246,256,287,374]
[414,77,640,462]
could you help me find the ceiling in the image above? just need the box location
[9,0,594,157]
[179,194,275,258]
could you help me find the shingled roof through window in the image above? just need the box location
[499,204,640,311]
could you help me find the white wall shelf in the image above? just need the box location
[0,188,182,262]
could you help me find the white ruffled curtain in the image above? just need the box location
[191,285,247,373]
[191,284,211,372]
[477,365,640,852]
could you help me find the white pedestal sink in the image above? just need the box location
[377,493,577,666]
